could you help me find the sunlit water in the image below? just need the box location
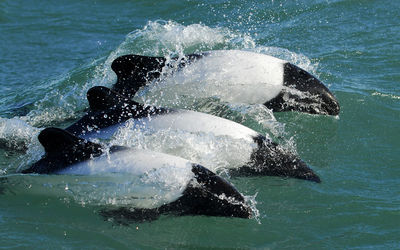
[0,0,399,248]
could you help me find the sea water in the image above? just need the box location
[0,0,399,248]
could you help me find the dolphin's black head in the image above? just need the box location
[163,164,252,218]
[265,63,340,116]
[231,136,321,183]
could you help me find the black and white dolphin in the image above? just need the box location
[22,127,252,221]
[110,50,340,116]
[65,86,321,182]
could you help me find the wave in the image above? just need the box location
[372,91,400,100]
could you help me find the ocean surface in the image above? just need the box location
[1,0,399,249]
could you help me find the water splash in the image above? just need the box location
[0,118,40,151]
[244,192,261,224]
[19,61,110,128]
[0,118,46,174]
[110,20,256,58]
[254,46,318,76]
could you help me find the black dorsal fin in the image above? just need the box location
[87,86,136,111]
[65,86,169,136]
[111,55,166,98]
[110,53,205,98]
[38,127,89,153]
[86,86,165,117]
[22,128,103,174]
[38,127,103,156]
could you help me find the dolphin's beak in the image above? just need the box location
[265,63,340,116]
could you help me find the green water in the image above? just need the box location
[1,0,399,248]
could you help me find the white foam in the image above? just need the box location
[108,20,255,59]
[0,117,41,151]
[254,46,318,75]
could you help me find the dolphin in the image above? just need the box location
[110,50,340,116]
[65,86,321,182]
[21,127,252,221]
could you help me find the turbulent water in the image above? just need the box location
[1,0,399,248]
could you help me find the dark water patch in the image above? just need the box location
[0,102,35,118]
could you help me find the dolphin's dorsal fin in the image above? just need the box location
[86,86,137,111]
[39,127,83,153]
[22,128,103,174]
[38,127,103,156]
[110,54,205,98]
[111,55,166,98]
[64,86,168,136]
[86,86,166,116]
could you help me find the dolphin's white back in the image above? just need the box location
[57,149,193,177]
[131,110,258,142]
[82,109,259,142]
[141,50,286,104]
[79,109,259,172]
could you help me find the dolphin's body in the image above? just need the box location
[65,86,321,182]
[111,50,340,116]
[22,128,252,221]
